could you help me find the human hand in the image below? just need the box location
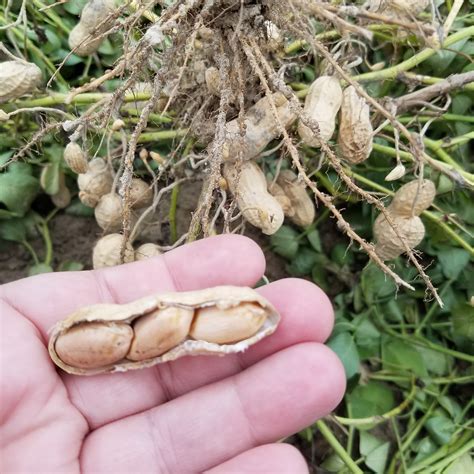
[0,235,345,473]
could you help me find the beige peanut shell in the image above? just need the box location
[223,161,284,235]
[64,142,88,174]
[338,86,373,164]
[0,61,42,103]
[277,170,316,227]
[267,179,294,216]
[129,178,153,209]
[373,214,425,260]
[69,0,116,56]
[48,286,280,376]
[223,92,296,161]
[298,75,342,147]
[389,179,436,217]
[95,193,123,232]
[78,158,114,208]
[135,243,162,261]
[92,233,135,269]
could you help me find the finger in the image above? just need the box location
[0,234,265,339]
[65,278,334,429]
[81,343,346,473]
[205,444,308,473]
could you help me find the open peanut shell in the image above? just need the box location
[48,286,280,376]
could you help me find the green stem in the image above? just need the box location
[21,240,39,265]
[315,420,363,474]
[135,129,189,143]
[30,0,70,35]
[352,26,474,83]
[398,113,474,124]
[415,279,455,334]
[401,72,474,92]
[37,221,53,266]
[169,184,180,244]
[335,381,417,426]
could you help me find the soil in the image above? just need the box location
[0,181,287,284]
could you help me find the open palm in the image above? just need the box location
[1,235,345,473]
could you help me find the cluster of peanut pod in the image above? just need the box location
[62,142,162,269]
[220,75,373,235]
[49,286,279,375]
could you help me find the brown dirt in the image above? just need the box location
[0,182,287,284]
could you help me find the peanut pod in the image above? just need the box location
[92,233,135,269]
[223,92,296,161]
[277,170,316,227]
[69,0,116,56]
[223,161,284,235]
[338,86,373,164]
[64,142,88,174]
[373,214,425,260]
[297,75,342,147]
[0,60,42,103]
[388,179,435,217]
[48,286,279,375]
[78,158,114,208]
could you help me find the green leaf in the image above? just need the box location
[306,229,322,252]
[320,453,348,473]
[348,381,395,422]
[360,433,390,474]
[438,396,462,422]
[438,248,471,279]
[58,261,84,272]
[327,332,360,379]
[451,304,474,353]
[417,344,452,376]
[412,437,437,464]
[382,338,428,377]
[65,199,95,217]
[354,316,381,359]
[425,415,456,445]
[287,247,318,276]
[270,226,299,259]
[28,263,54,276]
[361,263,397,304]
[444,453,474,474]
[0,218,27,242]
[331,243,354,267]
[0,167,40,216]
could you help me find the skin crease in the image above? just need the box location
[0,235,346,473]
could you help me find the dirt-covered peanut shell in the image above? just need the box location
[389,179,435,217]
[298,76,342,147]
[277,170,315,227]
[129,178,153,209]
[223,92,296,161]
[135,243,162,261]
[78,158,113,208]
[205,66,221,96]
[373,213,425,260]
[338,86,373,164]
[92,233,135,269]
[223,161,284,235]
[95,193,123,232]
[48,286,280,375]
[64,142,88,174]
[267,178,294,216]
[0,61,42,103]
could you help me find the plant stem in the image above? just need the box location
[352,26,474,83]
[169,184,180,244]
[315,420,363,474]
[37,221,53,266]
[334,381,417,426]
[21,240,39,265]
[132,129,189,143]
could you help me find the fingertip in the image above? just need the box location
[259,278,334,343]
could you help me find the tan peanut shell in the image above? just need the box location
[338,86,373,164]
[69,0,116,56]
[92,233,135,269]
[64,142,88,174]
[95,193,123,232]
[267,179,294,216]
[277,170,316,227]
[373,214,425,260]
[0,61,42,103]
[298,76,342,147]
[389,179,436,217]
[135,243,162,260]
[223,161,284,235]
[51,173,71,209]
[48,286,280,375]
[223,93,296,161]
[129,178,153,209]
[78,158,113,208]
